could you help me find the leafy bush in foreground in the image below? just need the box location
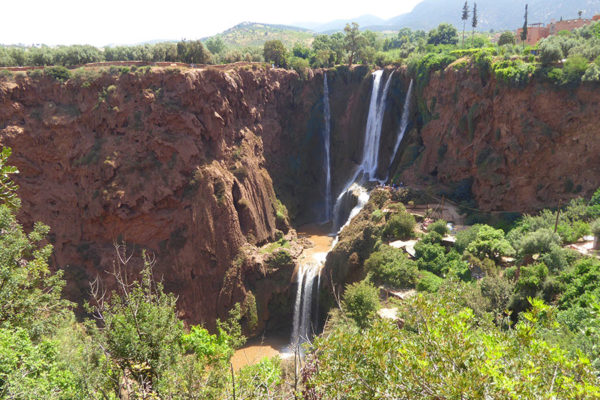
[304,294,600,399]
[342,280,380,329]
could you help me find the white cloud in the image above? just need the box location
[2,0,423,46]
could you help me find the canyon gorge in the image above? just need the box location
[1,61,600,337]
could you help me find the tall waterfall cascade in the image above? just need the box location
[322,73,333,222]
[288,70,413,353]
[332,70,393,232]
[362,70,394,180]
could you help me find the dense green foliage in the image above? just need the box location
[364,245,418,288]
[382,212,416,240]
[341,280,380,329]
[304,181,600,397]
[305,293,600,399]
[0,40,210,68]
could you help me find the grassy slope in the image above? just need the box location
[205,22,316,49]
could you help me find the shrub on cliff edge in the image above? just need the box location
[382,212,416,241]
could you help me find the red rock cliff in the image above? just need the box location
[396,66,600,211]
[0,66,330,329]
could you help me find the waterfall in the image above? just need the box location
[290,257,323,350]
[332,70,393,232]
[322,73,332,222]
[361,70,394,180]
[288,70,407,354]
[388,79,413,173]
[290,264,305,348]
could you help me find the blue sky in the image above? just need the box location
[1,0,423,46]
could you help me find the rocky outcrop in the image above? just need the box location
[395,66,600,212]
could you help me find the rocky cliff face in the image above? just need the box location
[0,66,306,330]
[395,66,600,212]
[0,64,375,333]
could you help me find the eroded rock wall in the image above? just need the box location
[0,67,310,329]
[396,67,600,211]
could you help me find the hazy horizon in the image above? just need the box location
[1,0,423,47]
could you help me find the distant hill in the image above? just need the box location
[387,0,600,32]
[204,22,315,49]
[296,0,600,32]
[294,15,387,33]
[204,1,600,51]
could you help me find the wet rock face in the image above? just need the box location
[0,66,332,329]
[397,67,600,212]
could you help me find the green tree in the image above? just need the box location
[516,228,562,262]
[343,22,366,66]
[87,250,185,397]
[263,40,287,67]
[539,41,563,65]
[382,212,416,240]
[462,1,469,47]
[205,37,226,55]
[465,225,515,264]
[471,2,478,44]
[177,40,210,64]
[0,204,71,339]
[342,280,380,329]
[428,219,449,236]
[498,31,516,46]
[292,42,311,59]
[364,245,419,288]
[521,4,529,48]
[563,55,589,84]
[427,23,459,46]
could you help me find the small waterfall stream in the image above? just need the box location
[388,79,414,175]
[290,252,327,350]
[322,73,332,222]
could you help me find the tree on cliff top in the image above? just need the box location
[471,2,478,44]
[176,39,210,64]
[521,4,529,48]
[462,1,469,47]
[498,31,516,46]
[343,22,366,66]
[427,23,459,45]
[263,39,287,68]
